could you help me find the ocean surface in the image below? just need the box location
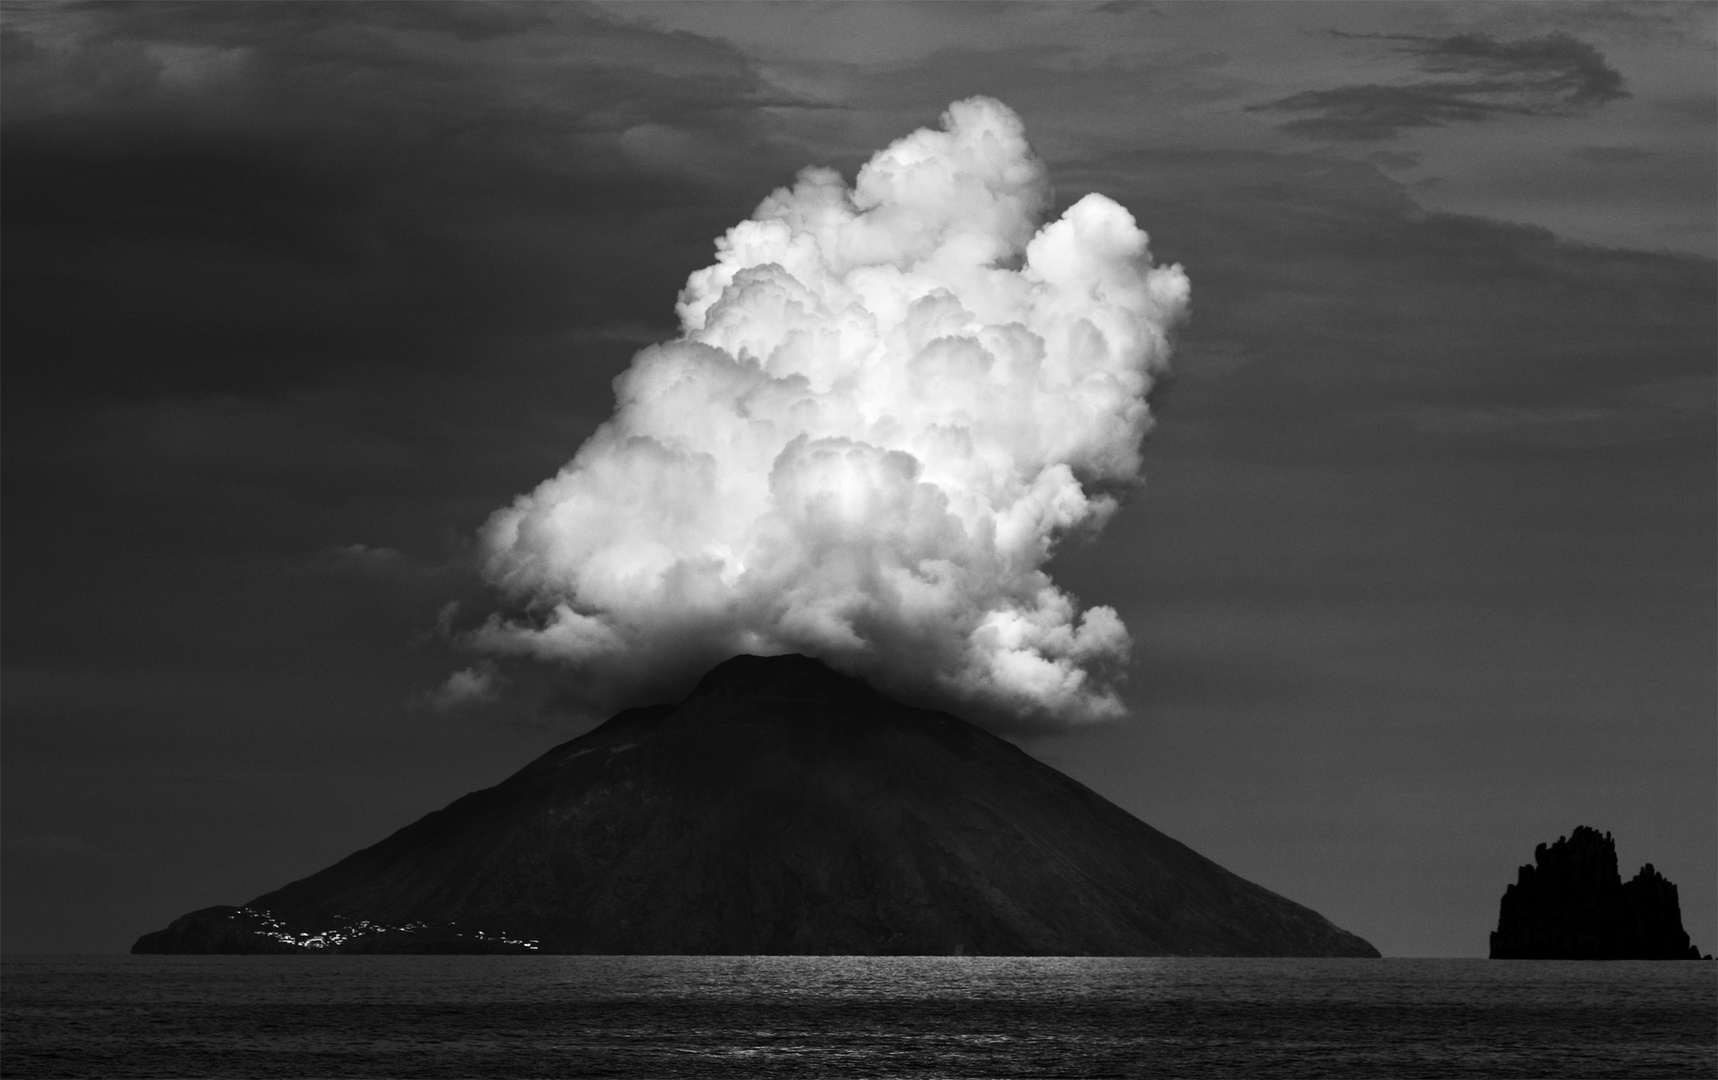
[3,955,1713,1078]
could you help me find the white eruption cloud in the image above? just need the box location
[474,98,1188,727]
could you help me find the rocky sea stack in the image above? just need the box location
[1490,826,1706,960]
[135,655,1378,957]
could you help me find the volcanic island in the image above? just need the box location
[135,654,1378,957]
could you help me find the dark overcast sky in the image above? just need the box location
[3,1,1713,957]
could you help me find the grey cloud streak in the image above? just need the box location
[0,1,813,398]
[1254,30,1628,141]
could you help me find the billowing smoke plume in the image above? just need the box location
[473,98,1188,728]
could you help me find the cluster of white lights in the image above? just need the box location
[235,906,541,951]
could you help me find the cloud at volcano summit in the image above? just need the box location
[471,98,1189,727]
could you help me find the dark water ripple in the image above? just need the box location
[3,956,1713,1078]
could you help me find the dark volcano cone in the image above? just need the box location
[134,655,1378,956]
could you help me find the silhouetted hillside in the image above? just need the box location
[137,655,1379,957]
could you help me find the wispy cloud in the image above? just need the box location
[422,663,505,712]
[1570,145,1661,165]
[1254,30,1628,141]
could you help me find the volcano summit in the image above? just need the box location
[135,655,1377,957]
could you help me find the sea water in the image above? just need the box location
[3,955,1713,1077]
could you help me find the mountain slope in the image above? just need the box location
[135,655,1378,956]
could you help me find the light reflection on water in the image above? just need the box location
[3,956,1713,1078]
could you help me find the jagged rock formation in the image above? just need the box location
[1490,826,1705,959]
[135,654,1379,957]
